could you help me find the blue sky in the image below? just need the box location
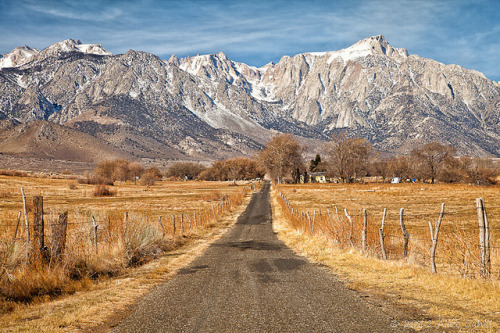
[1,0,499,81]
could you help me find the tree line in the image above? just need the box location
[87,133,498,185]
[260,133,499,185]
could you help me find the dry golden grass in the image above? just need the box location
[276,182,500,279]
[0,174,257,317]
[0,193,252,332]
[271,188,500,332]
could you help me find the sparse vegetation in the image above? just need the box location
[0,174,256,316]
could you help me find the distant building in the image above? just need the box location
[300,172,327,183]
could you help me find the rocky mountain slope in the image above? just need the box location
[0,35,499,162]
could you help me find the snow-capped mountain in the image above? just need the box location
[0,36,499,162]
[0,46,39,68]
[0,39,112,70]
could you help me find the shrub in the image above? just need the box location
[0,169,28,177]
[93,185,116,197]
[78,176,113,186]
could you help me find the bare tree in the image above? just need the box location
[94,159,145,183]
[370,155,390,183]
[167,162,206,180]
[461,157,499,185]
[325,133,372,182]
[129,162,145,185]
[259,134,304,183]
[198,158,265,181]
[388,155,411,179]
[411,142,456,184]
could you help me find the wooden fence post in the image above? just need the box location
[311,211,315,235]
[51,211,68,262]
[344,208,353,247]
[172,215,176,235]
[476,198,490,278]
[181,214,184,234]
[379,208,387,259]
[400,208,409,258]
[91,216,98,255]
[33,196,46,262]
[185,213,192,229]
[158,216,165,237]
[429,203,445,273]
[362,209,367,252]
[21,188,29,246]
[13,211,21,241]
[194,212,197,228]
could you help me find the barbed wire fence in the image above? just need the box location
[275,185,498,280]
[0,184,257,278]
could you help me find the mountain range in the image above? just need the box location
[0,35,499,166]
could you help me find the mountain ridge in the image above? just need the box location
[0,35,499,163]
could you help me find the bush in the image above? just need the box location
[78,176,113,186]
[93,185,116,197]
[0,169,28,177]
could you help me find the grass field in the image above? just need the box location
[276,182,500,279]
[271,185,500,332]
[0,174,257,315]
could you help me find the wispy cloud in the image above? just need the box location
[0,0,499,81]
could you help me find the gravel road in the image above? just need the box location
[113,182,412,332]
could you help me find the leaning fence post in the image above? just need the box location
[158,216,165,237]
[344,208,353,247]
[311,211,316,235]
[13,211,21,242]
[194,212,197,228]
[429,203,445,273]
[379,208,387,259]
[400,208,409,257]
[21,188,30,246]
[476,198,490,278]
[362,209,367,252]
[185,213,192,229]
[306,212,312,235]
[180,214,184,234]
[92,216,98,255]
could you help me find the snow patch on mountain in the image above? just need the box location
[46,39,112,56]
[0,46,39,68]
[308,35,408,64]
